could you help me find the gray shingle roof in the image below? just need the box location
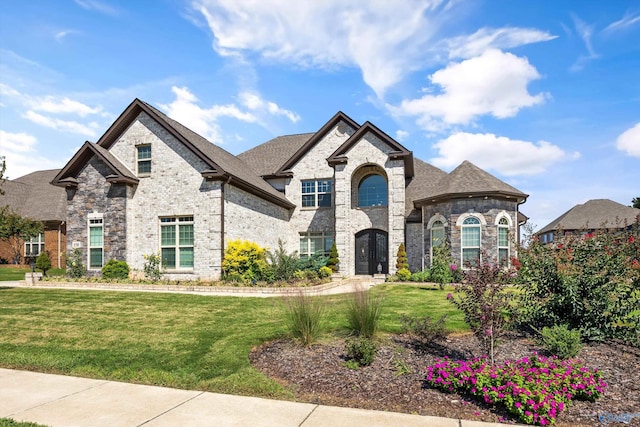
[237,133,313,177]
[537,199,640,234]
[1,169,66,222]
[405,159,448,218]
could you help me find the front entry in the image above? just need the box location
[355,229,388,275]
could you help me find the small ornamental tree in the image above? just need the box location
[66,248,85,278]
[327,242,339,272]
[35,251,51,276]
[431,243,454,290]
[396,243,409,271]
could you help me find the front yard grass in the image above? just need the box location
[0,284,465,399]
[0,266,30,281]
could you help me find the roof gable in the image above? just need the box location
[327,121,415,178]
[537,199,640,234]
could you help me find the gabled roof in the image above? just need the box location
[537,199,640,234]
[52,142,139,187]
[1,169,66,222]
[237,133,314,178]
[327,121,415,178]
[414,160,527,206]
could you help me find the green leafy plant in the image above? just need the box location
[394,358,411,376]
[345,336,377,367]
[400,313,448,347]
[35,251,51,276]
[318,266,332,278]
[222,240,269,284]
[327,242,339,272]
[265,239,300,282]
[347,287,383,338]
[396,267,411,281]
[396,243,409,270]
[66,248,85,278]
[143,252,162,281]
[283,292,325,346]
[431,244,454,290]
[409,269,430,282]
[537,324,582,359]
[101,259,130,280]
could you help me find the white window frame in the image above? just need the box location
[88,213,104,270]
[497,217,510,266]
[25,232,45,257]
[299,232,333,258]
[136,144,152,176]
[457,213,486,268]
[427,214,448,265]
[301,179,332,208]
[160,216,194,271]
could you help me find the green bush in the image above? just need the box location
[101,259,130,280]
[265,240,299,282]
[538,324,582,359]
[66,248,85,278]
[400,314,448,347]
[396,267,411,281]
[431,244,454,290]
[318,266,332,278]
[409,269,430,282]
[345,337,377,367]
[143,252,162,281]
[347,287,383,338]
[222,240,268,283]
[396,243,409,270]
[35,251,51,276]
[283,292,324,346]
[327,242,339,272]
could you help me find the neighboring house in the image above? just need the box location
[52,98,528,279]
[536,199,640,244]
[0,169,67,268]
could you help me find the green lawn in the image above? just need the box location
[0,266,30,281]
[0,419,49,427]
[0,284,466,399]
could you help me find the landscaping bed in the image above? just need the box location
[250,333,640,426]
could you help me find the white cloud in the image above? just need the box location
[430,131,580,176]
[615,122,640,158]
[393,49,547,131]
[445,27,557,59]
[238,92,300,123]
[55,30,80,42]
[395,130,409,142]
[0,130,59,179]
[604,12,640,33]
[28,96,102,117]
[74,0,120,16]
[22,111,99,137]
[569,15,599,72]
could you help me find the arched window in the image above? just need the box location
[498,217,509,266]
[461,216,481,266]
[430,220,445,263]
[358,174,387,207]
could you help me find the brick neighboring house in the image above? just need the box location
[51,98,528,279]
[536,199,640,244]
[0,169,67,268]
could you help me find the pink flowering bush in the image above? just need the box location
[425,353,606,425]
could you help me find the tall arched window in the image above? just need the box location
[430,220,445,263]
[461,216,481,266]
[498,217,509,266]
[358,174,387,207]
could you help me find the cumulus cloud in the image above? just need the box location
[28,96,102,117]
[192,1,555,97]
[0,130,59,178]
[22,111,100,137]
[430,131,580,176]
[239,92,300,123]
[393,49,547,131]
[615,123,640,158]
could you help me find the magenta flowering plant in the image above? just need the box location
[425,353,606,425]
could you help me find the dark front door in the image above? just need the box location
[355,229,388,275]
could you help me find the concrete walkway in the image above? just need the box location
[1,368,516,427]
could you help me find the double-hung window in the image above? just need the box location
[301,179,331,208]
[430,220,445,262]
[88,216,104,269]
[160,216,194,270]
[299,232,333,258]
[461,216,481,267]
[25,233,45,257]
[498,218,509,266]
[137,145,151,175]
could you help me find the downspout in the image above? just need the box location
[421,206,425,271]
[220,175,232,277]
[57,222,63,268]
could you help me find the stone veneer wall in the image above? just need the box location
[66,158,127,276]
[405,222,422,272]
[422,197,519,267]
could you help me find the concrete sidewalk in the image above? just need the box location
[1,368,514,427]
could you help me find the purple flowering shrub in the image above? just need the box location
[425,353,606,425]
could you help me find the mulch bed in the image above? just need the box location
[250,333,640,426]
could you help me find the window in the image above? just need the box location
[430,220,445,262]
[137,145,151,175]
[301,179,332,208]
[88,217,103,269]
[160,216,194,270]
[358,174,387,207]
[498,217,509,266]
[461,216,481,267]
[25,233,45,257]
[299,232,333,258]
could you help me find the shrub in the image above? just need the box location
[143,252,162,281]
[222,240,268,283]
[400,314,448,347]
[283,292,324,346]
[66,248,85,278]
[265,240,299,282]
[345,337,377,367]
[318,266,332,278]
[347,287,383,338]
[517,222,640,344]
[101,259,130,280]
[327,242,339,272]
[537,324,582,359]
[396,267,411,281]
[35,251,51,276]
[409,269,430,282]
[396,243,409,270]
[431,244,454,290]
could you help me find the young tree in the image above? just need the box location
[0,156,6,195]
[396,243,409,270]
[0,210,44,264]
[327,242,339,272]
[632,197,640,209]
[36,251,52,276]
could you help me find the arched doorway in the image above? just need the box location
[355,229,388,275]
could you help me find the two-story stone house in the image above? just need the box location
[52,98,528,279]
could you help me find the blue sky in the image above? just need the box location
[1,0,638,230]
